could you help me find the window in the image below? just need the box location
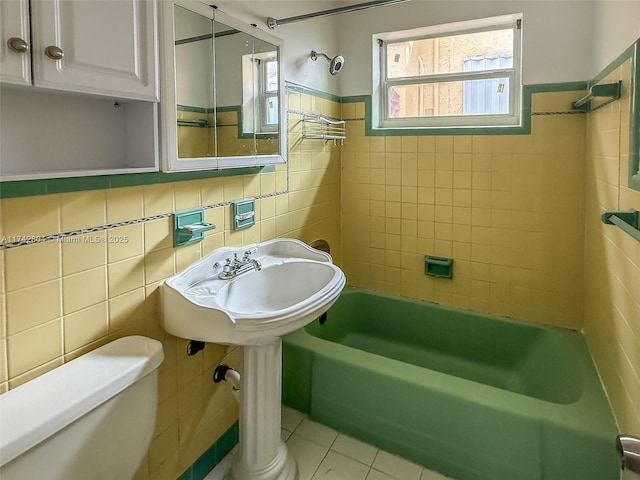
[242,52,279,134]
[260,58,279,131]
[373,14,522,129]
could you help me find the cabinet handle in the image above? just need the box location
[7,37,29,53]
[44,45,64,60]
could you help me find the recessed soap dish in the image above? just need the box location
[424,255,453,278]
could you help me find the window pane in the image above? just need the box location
[265,60,278,92]
[264,95,278,125]
[388,78,510,118]
[386,29,513,78]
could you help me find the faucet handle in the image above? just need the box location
[221,257,234,274]
[243,247,258,259]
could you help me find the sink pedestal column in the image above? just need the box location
[226,338,297,480]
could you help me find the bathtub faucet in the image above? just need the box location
[215,248,262,279]
[618,435,640,475]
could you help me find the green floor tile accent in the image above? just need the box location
[177,422,238,480]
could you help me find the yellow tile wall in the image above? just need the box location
[582,58,640,437]
[3,78,636,476]
[177,111,216,158]
[0,91,341,480]
[341,91,587,330]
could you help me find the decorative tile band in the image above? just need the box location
[0,191,288,250]
[531,111,586,115]
[341,112,581,123]
[0,214,171,250]
[340,81,590,137]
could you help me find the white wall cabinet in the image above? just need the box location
[0,0,31,85]
[0,0,159,181]
[1,0,158,102]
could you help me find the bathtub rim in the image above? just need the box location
[284,287,618,439]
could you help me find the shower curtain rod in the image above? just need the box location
[267,0,411,30]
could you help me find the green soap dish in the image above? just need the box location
[173,208,216,247]
[425,255,453,278]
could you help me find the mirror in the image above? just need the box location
[161,1,285,172]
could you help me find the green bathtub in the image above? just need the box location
[282,288,619,480]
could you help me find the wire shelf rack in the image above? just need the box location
[301,113,346,144]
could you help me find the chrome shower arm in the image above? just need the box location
[310,51,331,63]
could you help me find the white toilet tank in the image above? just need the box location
[0,335,164,480]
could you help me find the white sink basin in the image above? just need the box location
[160,238,345,345]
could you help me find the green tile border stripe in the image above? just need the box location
[584,37,640,191]
[0,167,271,200]
[629,40,640,191]
[341,81,587,136]
[285,81,342,103]
[179,104,278,140]
[590,42,636,88]
[178,422,239,480]
[0,79,593,199]
[178,104,216,114]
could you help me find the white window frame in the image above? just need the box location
[258,56,279,133]
[372,14,523,129]
[242,52,278,135]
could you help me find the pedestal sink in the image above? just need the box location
[160,239,346,480]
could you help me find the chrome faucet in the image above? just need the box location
[214,248,262,279]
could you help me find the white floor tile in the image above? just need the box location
[294,418,339,448]
[286,433,330,480]
[366,469,397,480]
[204,408,441,480]
[281,405,306,431]
[331,433,379,466]
[311,451,370,480]
[372,451,422,480]
[420,468,454,480]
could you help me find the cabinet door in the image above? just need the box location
[31,0,159,101]
[0,0,31,86]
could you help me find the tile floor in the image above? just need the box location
[204,406,453,480]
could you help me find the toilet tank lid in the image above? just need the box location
[0,335,164,466]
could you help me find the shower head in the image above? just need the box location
[311,50,345,75]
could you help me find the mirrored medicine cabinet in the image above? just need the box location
[160,1,286,172]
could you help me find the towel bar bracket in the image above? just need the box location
[601,209,640,243]
[601,210,638,228]
[571,80,622,112]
